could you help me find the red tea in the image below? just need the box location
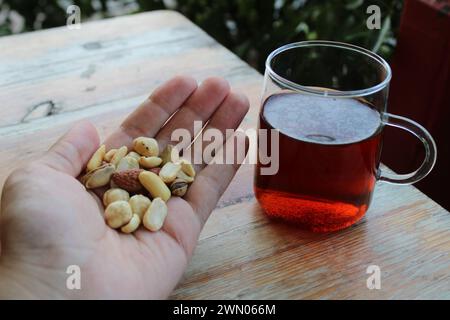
[254,93,383,232]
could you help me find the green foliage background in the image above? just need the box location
[0,0,403,71]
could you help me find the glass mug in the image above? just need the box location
[254,41,437,232]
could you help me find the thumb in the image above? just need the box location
[39,120,100,177]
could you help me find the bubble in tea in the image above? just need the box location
[255,93,383,232]
[262,93,381,145]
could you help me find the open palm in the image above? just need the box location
[0,76,249,299]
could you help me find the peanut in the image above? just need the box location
[179,158,196,177]
[159,162,181,183]
[133,137,159,157]
[170,179,188,197]
[160,144,179,165]
[143,198,168,232]
[127,151,141,162]
[129,194,151,220]
[105,200,132,229]
[104,149,117,162]
[121,214,141,233]
[82,163,115,189]
[110,146,128,167]
[138,171,171,202]
[176,170,194,183]
[139,156,162,169]
[103,188,130,207]
[117,156,139,172]
[82,133,198,234]
[86,145,106,172]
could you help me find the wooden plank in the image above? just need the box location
[0,10,257,128]
[0,10,449,299]
[172,182,450,299]
[0,10,262,194]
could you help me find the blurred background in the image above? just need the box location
[0,0,402,72]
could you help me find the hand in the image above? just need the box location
[0,76,249,299]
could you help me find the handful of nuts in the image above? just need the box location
[81,137,195,233]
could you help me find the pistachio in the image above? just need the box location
[82,163,115,189]
[170,179,188,197]
[86,145,106,172]
[176,169,194,184]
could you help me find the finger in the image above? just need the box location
[104,75,197,149]
[187,90,249,170]
[185,131,249,224]
[155,77,230,150]
[38,120,100,177]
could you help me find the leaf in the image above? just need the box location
[372,15,391,53]
[0,0,403,71]
[345,0,364,10]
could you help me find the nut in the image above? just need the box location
[111,168,144,193]
[121,214,141,234]
[105,200,132,229]
[170,179,188,197]
[103,188,130,207]
[160,144,179,165]
[82,163,115,189]
[127,151,141,162]
[176,170,194,183]
[179,159,196,177]
[138,171,171,202]
[139,156,162,169]
[143,198,168,232]
[116,156,139,172]
[86,145,106,172]
[104,149,117,162]
[159,162,181,183]
[129,194,151,220]
[133,137,159,157]
[110,146,128,167]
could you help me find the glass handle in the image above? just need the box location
[378,113,437,185]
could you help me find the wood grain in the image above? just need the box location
[0,10,448,299]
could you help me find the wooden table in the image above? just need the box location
[0,11,449,299]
